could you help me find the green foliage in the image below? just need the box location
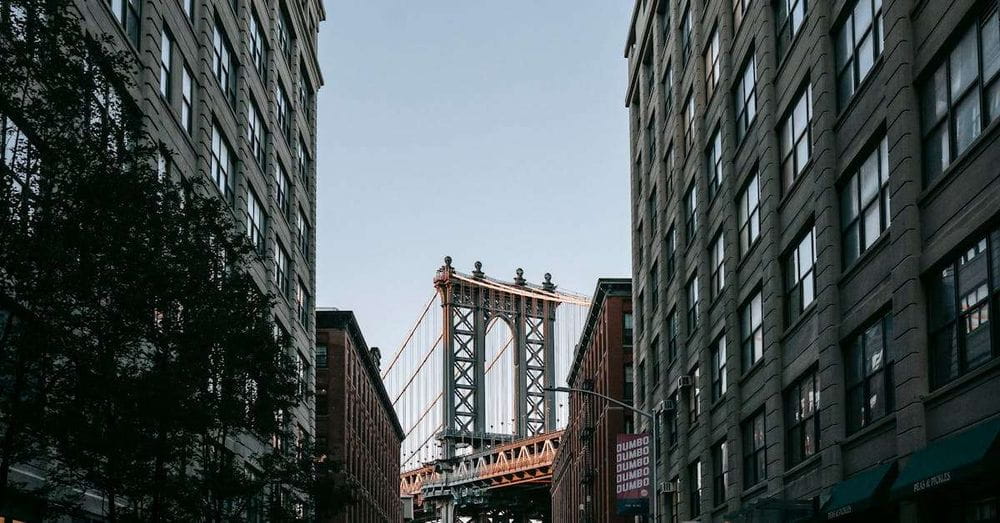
[0,1,350,520]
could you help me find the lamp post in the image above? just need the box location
[545,386,659,522]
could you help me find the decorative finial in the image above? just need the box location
[473,261,484,278]
[444,256,452,268]
[514,268,526,286]
[543,272,556,291]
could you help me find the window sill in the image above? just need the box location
[733,114,759,159]
[919,116,1000,207]
[783,452,821,479]
[741,481,768,500]
[780,301,817,342]
[922,356,1000,408]
[837,414,896,448]
[736,238,762,274]
[837,229,891,286]
[688,421,701,434]
[775,20,811,79]
[777,159,815,214]
[739,359,765,385]
[834,58,885,127]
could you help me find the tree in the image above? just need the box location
[0,1,348,520]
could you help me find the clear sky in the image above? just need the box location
[314,1,634,351]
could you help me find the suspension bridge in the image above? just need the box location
[382,257,591,522]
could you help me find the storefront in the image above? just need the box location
[821,462,897,521]
[890,417,1000,523]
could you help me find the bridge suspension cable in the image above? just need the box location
[392,333,443,406]
[382,292,437,379]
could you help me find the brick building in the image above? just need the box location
[626,0,1000,521]
[551,279,634,523]
[316,309,405,523]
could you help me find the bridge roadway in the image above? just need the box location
[400,431,562,522]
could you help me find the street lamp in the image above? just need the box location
[545,386,659,522]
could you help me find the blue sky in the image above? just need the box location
[314,1,634,350]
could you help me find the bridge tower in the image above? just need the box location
[434,257,559,460]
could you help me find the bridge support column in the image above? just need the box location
[437,499,456,523]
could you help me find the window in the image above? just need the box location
[681,3,692,65]
[836,0,884,108]
[786,369,820,468]
[107,0,140,47]
[210,124,234,202]
[637,292,645,339]
[785,227,817,324]
[646,117,656,161]
[666,309,678,362]
[775,0,807,57]
[316,345,328,368]
[181,66,194,134]
[274,241,290,297]
[638,360,647,407]
[248,100,266,166]
[300,66,314,121]
[739,171,761,256]
[845,312,894,433]
[637,224,644,269]
[687,274,700,332]
[182,0,193,20]
[666,392,679,448]
[920,9,1000,182]
[3,115,40,217]
[841,137,890,265]
[297,136,310,181]
[276,6,294,62]
[742,409,766,486]
[705,26,720,98]
[711,335,727,401]
[296,278,309,326]
[276,163,291,217]
[246,187,265,255]
[707,127,723,199]
[929,230,1000,388]
[249,11,269,81]
[683,92,695,152]
[648,186,658,226]
[741,291,764,370]
[650,259,660,310]
[625,362,635,404]
[685,183,698,243]
[212,24,236,105]
[665,226,677,281]
[651,335,661,386]
[688,459,703,518]
[624,312,634,346]
[712,440,729,506]
[735,52,758,142]
[662,62,673,115]
[710,232,725,300]
[668,475,681,523]
[779,85,813,190]
[160,28,173,98]
[277,84,291,141]
[297,206,309,257]
[734,0,749,30]
[688,365,701,423]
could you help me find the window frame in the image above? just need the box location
[712,440,729,506]
[845,312,894,434]
[688,458,703,517]
[711,334,727,401]
[775,0,808,58]
[705,25,720,99]
[742,408,767,486]
[785,368,820,468]
[735,50,758,142]
[685,182,698,244]
[687,274,700,333]
[710,231,726,300]
[835,0,885,109]
[160,27,173,99]
[738,170,761,257]
[785,227,817,325]
[779,84,813,192]
[246,186,266,255]
[741,291,764,371]
[840,137,890,266]
[707,126,723,200]
[212,23,237,106]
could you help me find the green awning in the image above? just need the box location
[823,462,896,519]
[890,416,1000,500]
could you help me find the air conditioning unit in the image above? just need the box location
[677,375,693,388]
[662,399,677,412]
[659,480,677,493]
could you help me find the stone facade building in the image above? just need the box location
[626,0,1000,521]
[551,279,634,523]
[316,309,405,523]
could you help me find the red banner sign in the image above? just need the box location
[615,432,650,515]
